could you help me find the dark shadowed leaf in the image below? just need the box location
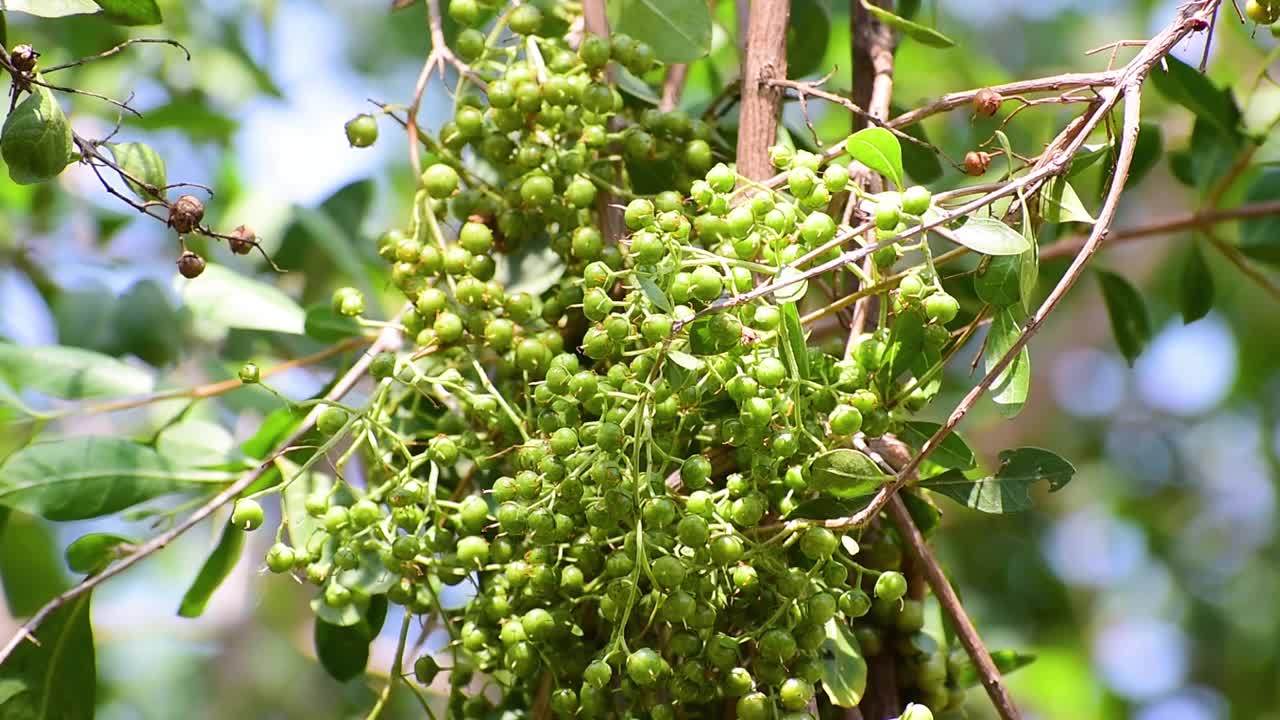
[127,93,237,144]
[951,649,1036,688]
[305,305,364,342]
[787,0,831,77]
[1096,269,1151,366]
[787,495,873,520]
[65,532,135,575]
[845,127,904,190]
[1,86,74,184]
[1179,242,1214,324]
[315,595,389,682]
[1149,56,1240,138]
[923,447,1075,513]
[808,449,890,498]
[1240,170,1280,267]
[820,619,867,707]
[0,510,68,615]
[0,591,95,720]
[975,254,1022,307]
[902,491,941,536]
[606,0,711,63]
[895,110,943,184]
[0,436,233,520]
[1126,122,1162,188]
[178,521,245,617]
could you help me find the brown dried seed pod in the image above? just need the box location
[177,251,206,279]
[973,88,1002,117]
[964,151,992,177]
[10,45,38,73]
[228,224,257,255]
[169,195,205,234]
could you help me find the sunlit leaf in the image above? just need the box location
[922,447,1075,513]
[178,521,245,617]
[951,217,1032,256]
[820,619,867,707]
[606,0,712,63]
[808,449,889,498]
[845,127,904,190]
[1,85,74,184]
[0,343,154,400]
[860,0,953,48]
[0,591,95,720]
[985,308,1030,417]
[175,264,306,335]
[3,0,98,17]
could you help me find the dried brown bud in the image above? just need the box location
[177,251,206,279]
[973,88,1002,117]
[228,224,257,255]
[169,195,205,234]
[10,44,38,73]
[964,151,992,177]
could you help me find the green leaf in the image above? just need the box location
[615,66,661,106]
[0,343,154,400]
[314,595,388,682]
[899,421,976,471]
[860,0,953,48]
[156,418,245,469]
[94,0,161,24]
[787,0,831,77]
[0,436,233,521]
[126,92,237,145]
[808,449,889,498]
[64,532,135,574]
[304,305,363,343]
[985,308,1029,417]
[285,196,379,304]
[177,521,245,618]
[114,279,185,367]
[667,350,703,371]
[638,277,672,312]
[0,510,68,615]
[0,591,95,720]
[175,264,306,335]
[242,406,305,460]
[1040,177,1094,224]
[902,491,940,536]
[107,142,166,201]
[951,217,1032,256]
[496,233,566,297]
[820,619,867,707]
[923,447,1075,513]
[1096,269,1151,366]
[2,0,98,17]
[845,127,904,190]
[1179,242,1214,324]
[893,106,943,184]
[1240,171,1280,267]
[605,0,711,64]
[0,12,8,48]
[974,254,1022,307]
[780,303,809,380]
[787,495,872,520]
[278,456,330,550]
[772,267,809,304]
[951,649,1036,689]
[1,86,74,185]
[1149,55,1240,138]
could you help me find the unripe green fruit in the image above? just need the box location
[317,406,348,436]
[800,526,839,559]
[800,211,836,245]
[422,164,459,199]
[238,362,260,384]
[626,648,667,686]
[231,498,264,531]
[925,293,960,324]
[370,352,396,381]
[899,703,935,720]
[508,3,543,34]
[770,144,795,169]
[266,543,295,573]
[414,655,440,684]
[456,28,485,60]
[707,163,736,193]
[874,201,901,230]
[344,114,378,148]
[829,404,863,435]
[875,570,908,602]
[902,185,933,215]
[787,167,818,198]
[579,33,611,68]
[332,286,364,317]
[458,221,493,254]
[823,163,850,192]
[624,198,655,230]
[779,677,815,711]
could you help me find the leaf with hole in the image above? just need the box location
[1,86,74,184]
[1096,269,1150,366]
[951,217,1032,256]
[606,0,712,63]
[0,343,154,401]
[0,591,95,720]
[860,0,953,48]
[808,449,890,498]
[0,436,234,521]
[1180,242,1214,324]
[64,532,135,574]
[845,127,904,190]
[820,619,867,707]
[922,447,1075,513]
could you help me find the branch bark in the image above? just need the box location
[736,0,791,181]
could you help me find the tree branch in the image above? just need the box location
[736,0,790,181]
[0,317,406,665]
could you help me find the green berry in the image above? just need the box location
[422,164,459,199]
[875,570,908,602]
[344,114,378,148]
[231,498,264,531]
[902,185,932,215]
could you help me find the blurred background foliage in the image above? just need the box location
[1,0,1279,718]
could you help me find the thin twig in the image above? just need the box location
[0,317,406,665]
[42,38,190,74]
[1040,199,1280,260]
[1205,232,1280,302]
